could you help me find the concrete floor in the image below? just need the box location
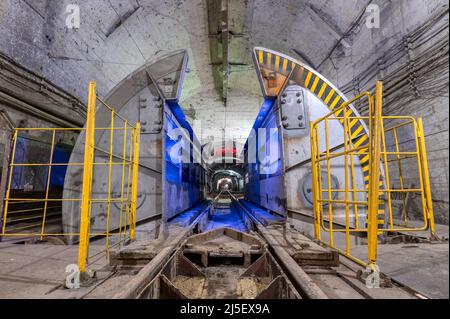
[353,243,449,299]
[0,243,107,299]
[351,223,449,299]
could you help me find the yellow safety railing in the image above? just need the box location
[311,81,435,268]
[1,82,141,274]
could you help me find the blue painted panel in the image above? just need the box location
[11,137,72,191]
[49,146,71,188]
[163,102,205,220]
[243,98,286,215]
[167,101,194,138]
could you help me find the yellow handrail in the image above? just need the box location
[310,81,436,268]
[1,81,141,275]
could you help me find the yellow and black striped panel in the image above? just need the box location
[255,47,387,228]
[255,48,385,227]
[254,48,374,186]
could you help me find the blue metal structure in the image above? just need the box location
[163,101,205,221]
[12,136,72,191]
[242,98,286,216]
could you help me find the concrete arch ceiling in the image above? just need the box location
[2,0,439,147]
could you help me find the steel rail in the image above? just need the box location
[113,204,211,299]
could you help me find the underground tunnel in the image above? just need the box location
[0,0,448,303]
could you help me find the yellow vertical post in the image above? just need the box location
[40,129,57,239]
[348,129,359,229]
[124,128,134,237]
[379,120,394,229]
[310,124,321,240]
[343,108,350,255]
[130,123,140,241]
[412,119,429,230]
[78,82,96,274]
[1,130,18,235]
[367,81,383,266]
[417,118,436,237]
[118,121,128,243]
[105,111,115,257]
[315,126,324,233]
[324,118,334,247]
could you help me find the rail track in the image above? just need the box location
[65,193,428,300]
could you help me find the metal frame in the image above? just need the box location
[311,81,435,268]
[1,82,141,274]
